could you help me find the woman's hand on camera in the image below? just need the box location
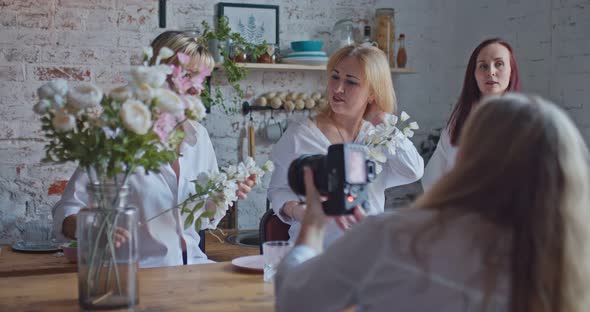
[334,206,366,231]
[295,167,330,251]
[283,201,307,222]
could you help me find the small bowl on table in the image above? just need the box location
[291,40,323,52]
[61,243,77,263]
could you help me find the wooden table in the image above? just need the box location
[0,262,274,311]
[0,229,259,277]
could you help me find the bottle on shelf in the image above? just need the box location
[360,26,376,47]
[375,8,395,67]
[396,33,407,68]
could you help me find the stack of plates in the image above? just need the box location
[282,51,328,65]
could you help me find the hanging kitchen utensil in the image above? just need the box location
[248,113,256,159]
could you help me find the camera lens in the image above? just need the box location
[287,154,326,196]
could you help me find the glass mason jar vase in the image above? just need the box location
[77,183,139,310]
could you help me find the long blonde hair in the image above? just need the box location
[149,30,215,72]
[415,93,590,311]
[317,44,396,116]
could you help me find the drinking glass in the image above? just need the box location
[262,241,293,282]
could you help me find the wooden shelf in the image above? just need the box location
[214,62,416,74]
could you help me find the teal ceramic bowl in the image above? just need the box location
[291,40,323,52]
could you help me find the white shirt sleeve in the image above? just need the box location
[422,129,455,191]
[274,216,385,312]
[267,122,307,224]
[51,167,90,241]
[378,131,425,188]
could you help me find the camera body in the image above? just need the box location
[288,144,376,215]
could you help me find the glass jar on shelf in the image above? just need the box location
[375,8,396,67]
[331,19,355,54]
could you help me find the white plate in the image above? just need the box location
[231,254,264,272]
[286,51,327,57]
[12,240,61,252]
[282,57,328,66]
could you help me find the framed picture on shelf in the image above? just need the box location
[217,2,279,45]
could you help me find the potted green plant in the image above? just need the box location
[198,16,267,113]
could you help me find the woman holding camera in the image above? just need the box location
[274,93,590,312]
[267,44,424,247]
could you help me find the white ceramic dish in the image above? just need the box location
[12,240,61,252]
[285,51,327,57]
[231,254,264,272]
[282,57,328,66]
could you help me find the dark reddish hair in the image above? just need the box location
[447,38,522,145]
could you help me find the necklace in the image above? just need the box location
[334,124,347,142]
[331,115,361,143]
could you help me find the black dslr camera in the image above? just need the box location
[287,144,376,215]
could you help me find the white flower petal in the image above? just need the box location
[38,79,68,99]
[135,84,154,103]
[66,83,103,111]
[142,47,153,62]
[408,121,419,130]
[158,47,174,60]
[52,110,76,132]
[154,89,184,115]
[120,99,152,134]
[403,128,414,138]
[109,86,133,102]
[33,99,51,114]
[400,111,410,122]
[184,95,207,121]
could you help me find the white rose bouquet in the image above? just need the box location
[33,47,214,309]
[362,111,419,174]
[34,47,208,182]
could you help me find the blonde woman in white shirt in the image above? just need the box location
[275,93,590,312]
[53,31,256,268]
[267,44,424,247]
[422,38,522,191]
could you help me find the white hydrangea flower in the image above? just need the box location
[153,89,184,115]
[120,99,152,135]
[52,110,76,132]
[66,83,103,111]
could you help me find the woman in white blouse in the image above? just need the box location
[422,38,522,191]
[53,31,255,268]
[267,44,423,247]
[275,93,590,312]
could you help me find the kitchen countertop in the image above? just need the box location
[0,229,259,277]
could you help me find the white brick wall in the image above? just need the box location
[1,0,588,243]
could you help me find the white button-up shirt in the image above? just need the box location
[275,209,509,311]
[422,128,458,191]
[52,121,220,268]
[268,116,424,247]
